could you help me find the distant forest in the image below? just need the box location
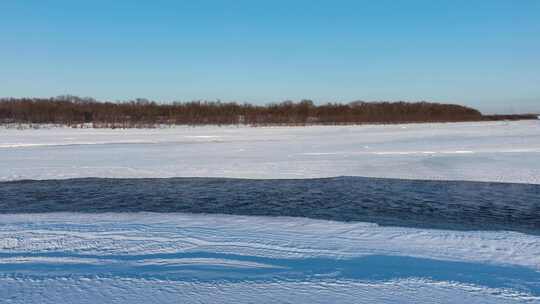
[0,96,537,127]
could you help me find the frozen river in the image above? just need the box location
[1,121,539,303]
[1,120,540,183]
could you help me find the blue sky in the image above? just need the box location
[1,0,539,113]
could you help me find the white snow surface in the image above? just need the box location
[1,213,539,304]
[2,277,536,304]
[1,213,539,270]
[1,120,540,183]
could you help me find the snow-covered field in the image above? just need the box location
[1,120,540,183]
[1,121,539,303]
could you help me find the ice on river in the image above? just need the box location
[1,120,540,183]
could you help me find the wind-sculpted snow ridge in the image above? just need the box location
[1,177,539,233]
[0,213,539,303]
[2,277,539,304]
[1,120,540,183]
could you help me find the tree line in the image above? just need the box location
[0,96,534,127]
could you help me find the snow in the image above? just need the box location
[0,213,539,303]
[2,277,536,304]
[2,213,538,270]
[1,120,540,183]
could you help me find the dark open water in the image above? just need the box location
[1,177,539,233]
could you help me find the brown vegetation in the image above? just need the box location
[0,96,534,128]
[481,114,539,121]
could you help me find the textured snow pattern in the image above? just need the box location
[1,213,539,303]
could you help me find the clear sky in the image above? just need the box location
[1,0,539,113]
